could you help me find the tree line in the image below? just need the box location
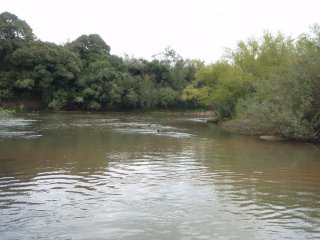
[0,12,201,111]
[1,12,320,141]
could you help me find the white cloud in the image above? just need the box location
[1,0,320,63]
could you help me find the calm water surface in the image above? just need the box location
[0,112,319,240]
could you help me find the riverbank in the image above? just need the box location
[0,98,45,111]
[0,108,13,119]
[0,99,215,118]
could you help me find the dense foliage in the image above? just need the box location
[2,12,320,141]
[183,28,320,141]
[0,12,199,111]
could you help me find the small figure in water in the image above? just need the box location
[154,123,161,134]
[146,123,160,133]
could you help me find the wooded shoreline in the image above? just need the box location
[1,12,320,142]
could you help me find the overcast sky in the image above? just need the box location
[2,0,320,63]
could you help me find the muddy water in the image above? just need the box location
[0,112,319,239]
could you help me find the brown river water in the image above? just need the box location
[0,112,319,240]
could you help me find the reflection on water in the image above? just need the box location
[0,112,319,240]
[0,118,42,138]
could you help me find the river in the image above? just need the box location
[0,112,319,240]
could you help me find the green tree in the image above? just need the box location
[9,41,81,108]
[157,87,179,108]
[0,12,35,72]
[229,30,320,140]
[143,60,170,84]
[182,61,253,118]
[152,46,182,66]
[0,12,34,42]
[226,32,295,80]
[65,34,110,61]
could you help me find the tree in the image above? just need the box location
[0,12,209,112]
[143,59,171,84]
[229,30,320,140]
[65,34,110,60]
[124,55,146,76]
[158,87,179,108]
[226,32,295,80]
[152,46,182,66]
[0,12,34,42]
[8,41,81,108]
[182,61,253,118]
[0,12,35,71]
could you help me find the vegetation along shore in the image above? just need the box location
[1,12,320,142]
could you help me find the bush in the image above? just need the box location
[0,107,12,119]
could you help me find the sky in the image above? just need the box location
[1,0,320,63]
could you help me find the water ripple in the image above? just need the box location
[1,113,320,240]
[0,118,41,138]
